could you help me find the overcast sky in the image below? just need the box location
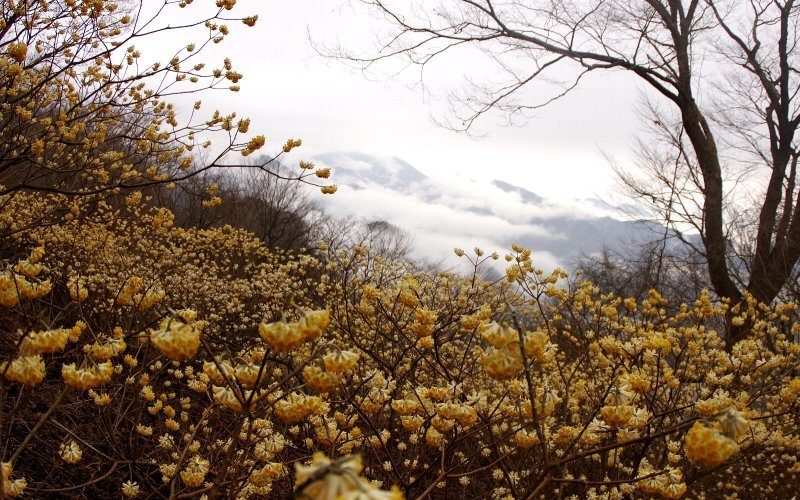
[161,0,649,201]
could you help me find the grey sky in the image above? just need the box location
[168,0,648,201]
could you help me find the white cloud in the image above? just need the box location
[307,152,639,271]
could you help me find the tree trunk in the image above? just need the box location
[679,101,744,305]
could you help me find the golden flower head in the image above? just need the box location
[59,440,83,464]
[150,312,201,361]
[684,421,739,468]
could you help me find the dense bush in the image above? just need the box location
[1,195,799,498]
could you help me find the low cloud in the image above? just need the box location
[308,152,647,273]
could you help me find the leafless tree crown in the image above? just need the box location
[328,1,800,328]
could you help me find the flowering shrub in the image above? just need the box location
[0,0,335,239]
[0,194,798,498]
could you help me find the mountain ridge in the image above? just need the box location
[310,151,673,269]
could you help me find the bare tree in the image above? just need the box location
[315,216,415,262]
[328,1,800,324]
[576,241,710,306]
[157,158,320,250]
[236,167,318,249]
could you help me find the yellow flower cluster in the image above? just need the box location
[275,392,327,423]
[20,322,85,355]
[234,361,268,388]
[323,349,360,373]
[295,453,403,499]
[242,135,265,156]
[599,387,638,428]
[67,275,89,302]
[514,429,540,448]
[684,421,741,468]
[0,269,52,308]
[637,464,686,499]
[480,321,518,346]
[116,277,165,310]
[59,440,83,464]
[14,259,44,278]
[1,355,46,387]
[150,310,202,361]
[254,434,286,462]
[121,480,140,497]
[303,365,343,394]
[212,384,263,413]
[62,361,114,390]
[180,455,209,488]
[1,462,26,497]
[6,41,27,63]
[410,307,437,337]
[88,330,127,361]
[249,462,282,487]
[258,309,329,352]
[477,322,554,380]
[480,345,523,380]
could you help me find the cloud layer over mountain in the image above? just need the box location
[310,152,666,271]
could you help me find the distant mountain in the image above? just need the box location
[585,197,651,219]
[310,151,681,270]
[492,179,544,205]
[312,152,425,191]
[522,217,667,259]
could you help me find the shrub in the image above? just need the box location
[0,200,798,498]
